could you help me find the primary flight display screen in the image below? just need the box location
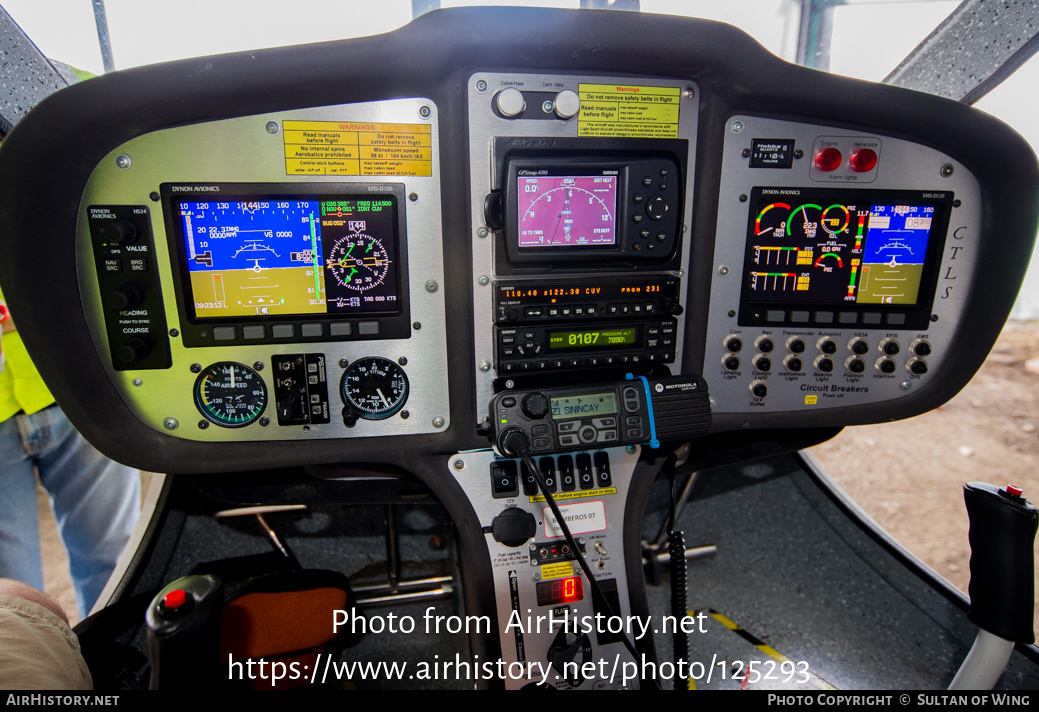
[741,188,950,311]
[515,174,617,247]
[172,194,400,320]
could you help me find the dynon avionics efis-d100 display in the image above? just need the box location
[162,183,411,347]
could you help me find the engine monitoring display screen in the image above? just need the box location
[515,174,617,247]
[743,188,949,308]
[173,195,400,320]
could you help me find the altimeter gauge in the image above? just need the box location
[340,357,410,421]
[193,362,267,427]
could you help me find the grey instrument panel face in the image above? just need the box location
[449,446,641,690]
[467,73,698,415]
[77,99,451,441]
[704,115,982,418]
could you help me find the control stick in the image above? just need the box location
[949,483,1038,689]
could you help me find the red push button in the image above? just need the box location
[1005,485,1024,498]
[163,589,187,609]
[814,147,843,172]
[849,148,878,173]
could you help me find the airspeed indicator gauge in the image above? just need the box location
[340,357,410,420]
[194,362,267,427]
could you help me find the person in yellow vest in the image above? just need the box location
[0,289,140,616]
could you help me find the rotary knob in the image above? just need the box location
[521,392,550,420]
[98,220,137,245]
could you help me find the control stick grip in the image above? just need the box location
[964,482,1038,643]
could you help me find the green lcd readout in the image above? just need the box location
[551,393,618,420]
[548,327,637,350]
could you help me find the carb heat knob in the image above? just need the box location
[521,392,550,420]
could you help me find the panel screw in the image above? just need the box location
[677,269,685,278]
[940,164,954,177]
[259,417,270,427]
[542,100,554,113]
[425,280,439,293]
[953,199,961,208]
[739,194,748,202]
[479,360,491,372]
[477,227,489,238]
[339,358,349,368]
[398,357,408,366]
[532,572,541,580]
[794,149,804,159]
[475,79,488,92]
[478,275,489,286]
[169,328,179,337]
[626,445,636,455]
[682,86,695,100]
[190,363,202,373]
[931,314,939,322]
[253,361,264,371]
[409,193,418,202]
[115,154,132,169]
[150,192,160,202]
[731,121,744,134]
[728,310,736,317]
[900,381,912,391]
[413,322,421,330]
[505,380,515,389]
[432,416,445,428]
[163,418,178,430]
[418,105,431,119]
[265,121,279,134]
[742,148,751,158]
[198,420,209,429]
[718,265,730,276]
[132,378,143,387]
[401,411,410,419]
[453,459,465,470]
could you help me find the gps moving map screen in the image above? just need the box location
[174,195,400,320]
[515,174,617,247]
[743,188,948,309]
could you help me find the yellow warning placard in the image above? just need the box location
[578,84,680,138]
[541,562,575,580]
[283,121,432,176]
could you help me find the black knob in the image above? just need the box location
[99,220,138,244]
[785,357,803,372]
[106,284,144,311]
[521,392,550,419]
[816,357,834,373]
[878,359,896,374]
[115,337,150,364]
[754,356,771,372]
[750,382,768,399]
[851,339,869,355]
[913,340,932,357]
[910,359,929,375]
[788,338,805,354]
[725,337,743,353]
[757,338,774,353]
[847,358,865,373]
[819,339,837,355]
[723,355,740,371]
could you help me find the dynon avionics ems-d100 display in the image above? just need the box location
[163,183,411,346]
[739,187,952,330]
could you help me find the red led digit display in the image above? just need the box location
[535,576,584,606]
